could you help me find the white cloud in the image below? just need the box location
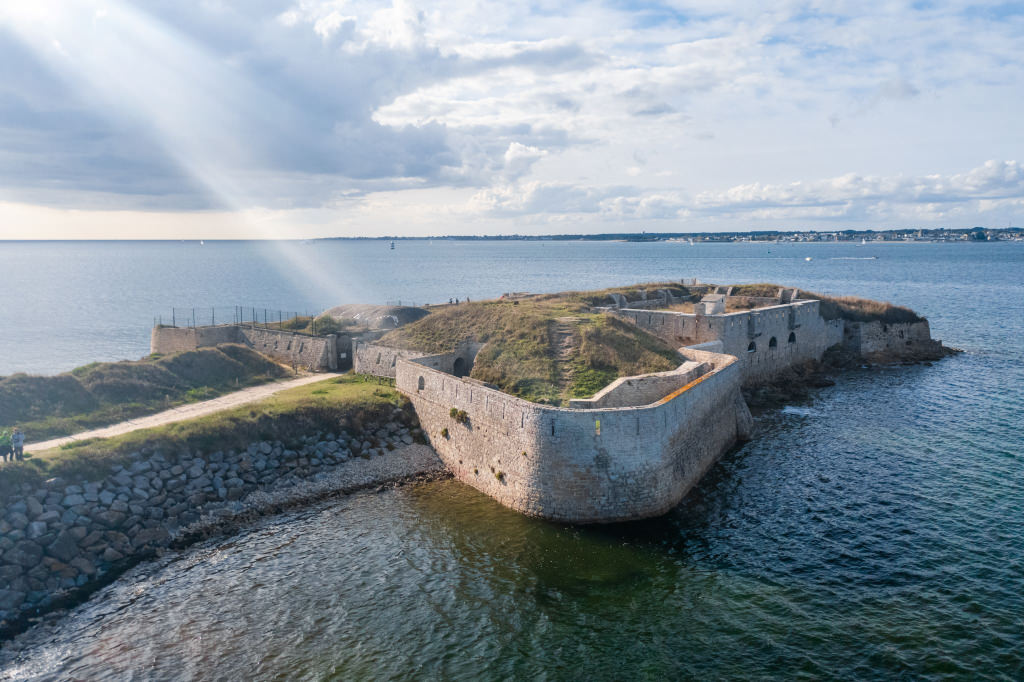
[0,1,1023,236]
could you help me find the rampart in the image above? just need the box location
[567,360,709,409]
[352,340,482,379]
[151,325,340,371]
[613,301,845,385]
[396,348,751,523]
[841,320,939,359]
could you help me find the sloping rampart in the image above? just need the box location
[397,349,750,523]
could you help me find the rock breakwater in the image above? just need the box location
[0,408,442,639]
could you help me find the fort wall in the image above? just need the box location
[397,350,751,523]
[150,325,338,371]
[613,301,846,385]
[353,341,482,378]
[568,360,709,409]
[842,320,938,358]
[150,325,242,354]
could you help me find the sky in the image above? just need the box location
[0,0,1022,239]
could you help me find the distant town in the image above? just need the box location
[324,226,1023,243]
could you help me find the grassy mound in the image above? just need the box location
[718,282,924,323]
[1,375,406,489]
[797,290,924,324]
[0,345,289,442]
[574,282,704,307]
[380,294,680,405]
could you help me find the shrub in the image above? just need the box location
[449,408,468,424]
[441,427,449,439]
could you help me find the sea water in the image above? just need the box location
[1,240,1022,679]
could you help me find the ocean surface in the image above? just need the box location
[1,240,1022,679]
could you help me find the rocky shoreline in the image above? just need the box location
[0,408,445,641]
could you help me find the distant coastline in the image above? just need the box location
[1,226,1022,244]
[317,226,1023,243]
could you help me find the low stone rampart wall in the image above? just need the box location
[843,320,939,358]
[353,343,427,378]
[615,301,846,386]
[568,360,709,408]
[150,325,242,354]
[396,350,751,524]
[0,414,423,631]
[238,327,337,371]
[150,325,337,371]
[353,342,482,379]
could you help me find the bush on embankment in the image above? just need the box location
[0,375,405,495]
[0,345,289,442]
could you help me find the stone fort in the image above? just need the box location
[353,285,942,523]
[151,285,942,524]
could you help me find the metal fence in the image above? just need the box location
[154,306,336,336]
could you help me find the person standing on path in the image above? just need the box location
[11,427,24,461]
[0,428,11,463]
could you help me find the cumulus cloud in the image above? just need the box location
[470,160,1024,226]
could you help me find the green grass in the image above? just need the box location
[0,345,289,442]
[718,282,924,323]
[728,283,783,298]
[797,290,924,323]
[380,292,680,405]
[2,374,407,490]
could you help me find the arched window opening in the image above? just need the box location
[376,352,382,364]
[417,376,425,390]
[788,332,796,343]
[747,341,756,353]
[769,336,778,349]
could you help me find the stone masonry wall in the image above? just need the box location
[568,360,709,408]
[842,320,938,358]
[353,343,426,378]
[614,301,846,386]
[150,325,242,354]
[150,325,337,371]
[0,413,422,630]
[238,327,337,371]
[396,350,751,523]
[353,342,482,379]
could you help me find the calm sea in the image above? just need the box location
[1,240,1022,679]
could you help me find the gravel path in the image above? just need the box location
[25,373,344,453]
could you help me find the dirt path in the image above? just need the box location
[25,373,344,453]
[551,317,578,398]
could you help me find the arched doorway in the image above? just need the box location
[453,357,467,377]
